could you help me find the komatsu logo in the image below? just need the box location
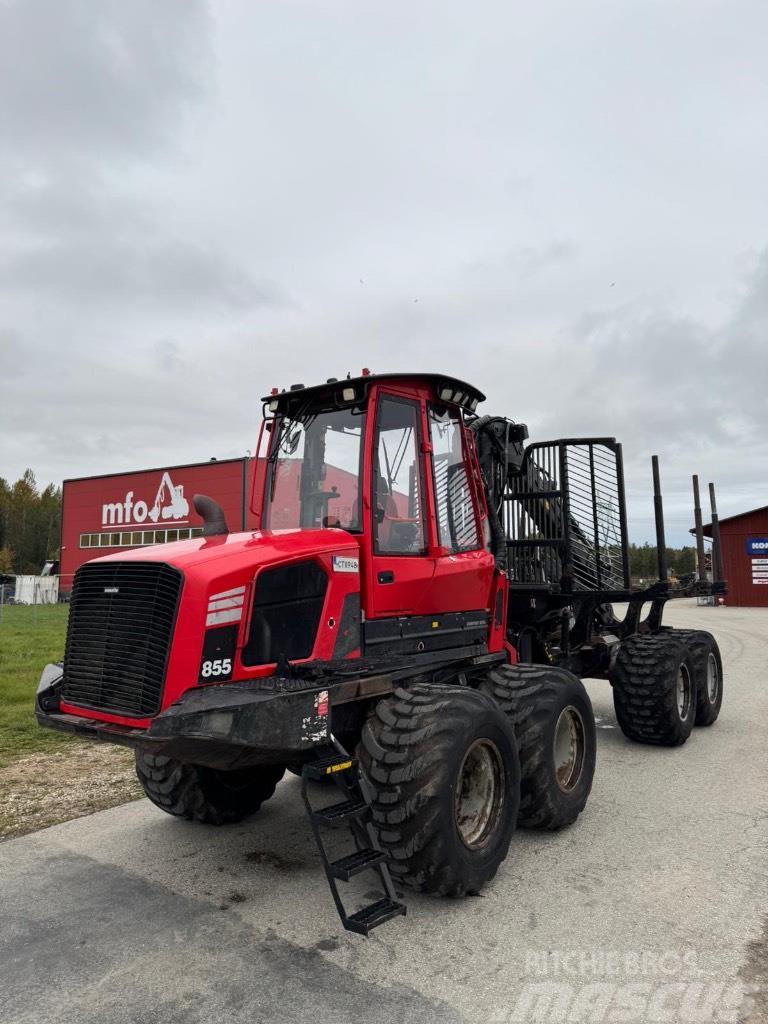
[102,472,189,527]
[747,537,768,556]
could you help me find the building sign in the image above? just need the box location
[752,558,768,586]
[102,472,190,527]
[746,537,768,556]
[60,457,253,585]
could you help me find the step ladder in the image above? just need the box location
[301,747,406,936]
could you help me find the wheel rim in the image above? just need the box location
[676,665,693,719]
[706,653,719,703]
[455,739,505,849]
[553,706,586,793]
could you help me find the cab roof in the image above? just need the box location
[261,372,485,416]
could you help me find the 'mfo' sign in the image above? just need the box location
[101,472,190,527]
[746,537,768,556]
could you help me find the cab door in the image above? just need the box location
[365,389,494,621]
[366,390,434,616]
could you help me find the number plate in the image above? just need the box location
[198,624,238,683]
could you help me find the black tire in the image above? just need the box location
[658,628,723,727]
[609,635,696,746]
[479,664,596,830]
[359,683,520,896]
[135,752,285,825]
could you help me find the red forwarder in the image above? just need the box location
[38,371,726,936]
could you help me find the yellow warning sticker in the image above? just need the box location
[325,760,352,774]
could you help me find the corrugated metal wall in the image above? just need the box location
[721,509,768,607]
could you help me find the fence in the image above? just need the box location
[0,575,75,626]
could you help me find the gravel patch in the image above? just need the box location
[0,745,141,841]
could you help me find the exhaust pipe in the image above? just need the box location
[193,494,229,537]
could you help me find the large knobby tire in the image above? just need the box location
[359,683,520,896]
[658,627,724,727]
[135,752,285,825]
[609,635,696,746]
[479,664,597,830]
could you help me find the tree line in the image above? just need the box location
[628,542,697,581]
[0,470,62,575]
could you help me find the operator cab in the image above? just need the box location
[256,372,502,630]
[257,372,485,542]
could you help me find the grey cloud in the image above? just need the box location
[465,240,578,279]
[506,241,579,277]
[155,340,182,373]
[0,0,210,161]
[0,3,290,321]
[1,0,766,548]
[0,329,25,378]
[0,233,291,312]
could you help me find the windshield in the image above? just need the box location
[265,406,366,531]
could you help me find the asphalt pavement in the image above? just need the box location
[2,600,767,1024]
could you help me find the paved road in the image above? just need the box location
[2,601,767,1023]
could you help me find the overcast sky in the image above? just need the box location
[2,0,767,543]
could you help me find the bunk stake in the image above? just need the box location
[692,475,708,583]
[708,482,725,583]
[651,456,668,583]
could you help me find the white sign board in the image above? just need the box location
[14,575,60,605]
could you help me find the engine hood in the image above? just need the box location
[89,527,360,583]
[61,527,363,727]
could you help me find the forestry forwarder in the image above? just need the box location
[36,371,726,935]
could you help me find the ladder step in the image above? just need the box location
[304,754,357,780]
[330,848,387,881]
[346,898,407,936]
[311,798,369,828]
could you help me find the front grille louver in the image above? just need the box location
[62,562,183,718]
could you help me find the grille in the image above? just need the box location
[62,562,182,718]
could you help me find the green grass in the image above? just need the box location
[0,605,76,768]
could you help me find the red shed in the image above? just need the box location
[60,458,257,589]
[701,505,768,607]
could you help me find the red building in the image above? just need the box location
[702,505,768,607]
[60,458,256,587]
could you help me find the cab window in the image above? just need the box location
[265,407,366,530]
[373,396,426,554]
[428,405,479,552]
